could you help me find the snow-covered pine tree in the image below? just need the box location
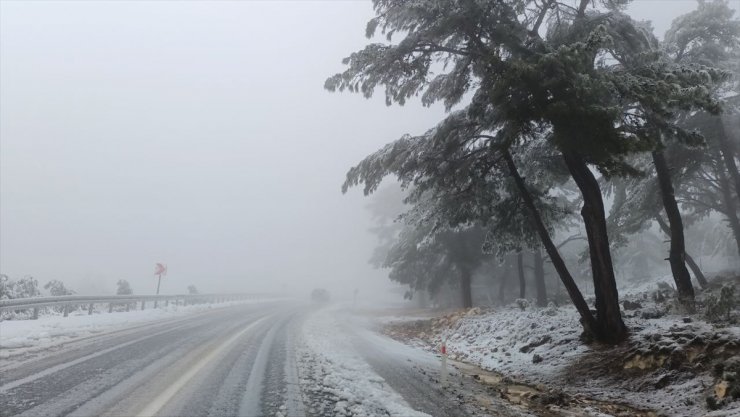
[116,279,133,295]
[342,111,586,317]
[665,1,740,255]
[607,0,738,305]
[378,187,489,308]
[329,0,730,343]
[666,0,740,200]
[44,280,75,297]
[11,276,41,299]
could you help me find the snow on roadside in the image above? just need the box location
[0,298,284,357]
[438,306,588,381]
[383,302,740,417]
[296,306,430,417]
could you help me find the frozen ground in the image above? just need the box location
[381,276,740,417]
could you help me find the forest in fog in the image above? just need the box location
[330,0,740,345]
[2,1,740,415]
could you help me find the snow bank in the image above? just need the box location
[297,306,429,417]
[384,301,740,417]
[439,306,589,380]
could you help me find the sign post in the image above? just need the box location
[440,337,448,387]
[154,263,167,308]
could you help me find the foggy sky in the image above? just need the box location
[0,1,725,298]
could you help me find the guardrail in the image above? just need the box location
[0,293,269,319]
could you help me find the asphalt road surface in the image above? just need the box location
[1,302,307,417]
[1,302,529,417]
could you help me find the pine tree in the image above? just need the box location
[665,1,740,255]
[116,279,133,295]
[44,280,74,296]
[329,0,725,343]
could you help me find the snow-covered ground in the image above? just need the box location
[434,307,737,414]
[3,289,735,416]
[0,298,285,357]
[381,275,740,417]
[435,306,589,380]
[296,306,430,417]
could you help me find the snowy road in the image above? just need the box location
[0,302,528,417]
[1,302,306,417]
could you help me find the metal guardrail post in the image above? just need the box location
[88,303,94,315]
[63,304,69,317]
[33,307,39,320]
[141,301,145,310]
[109,303,114,313]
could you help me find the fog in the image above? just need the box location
[0,1,727,300]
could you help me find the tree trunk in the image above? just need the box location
[655,215,708,289]
[684,254,707,289]
[417,289,429,308]
[498,259,510,305]
[460,267,473,308]
[533,249,547,307]
[503,149,599,337]
[716,154,740,254]
[652,150,696,306]
[561,150,627,344]
[718,117,740,202]
[517,252,526,299]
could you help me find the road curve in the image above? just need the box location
[1,302,538,417]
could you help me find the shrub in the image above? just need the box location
[719,285,736,320]
[705,285,736,322]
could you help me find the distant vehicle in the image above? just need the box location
[310,288,330,303]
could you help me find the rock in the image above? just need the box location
[466,307,482,316]
[520,335,552,353]
[641,308,665,320]
[623,300,642,310]
[715,380,729,399]
[540,391,567,406]
[682,317,692,323]
[624,353,668,370]
[532,354,543,364]
[654,374,671,388]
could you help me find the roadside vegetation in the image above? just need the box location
[331,0,739,343]
[330,0,740,414]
